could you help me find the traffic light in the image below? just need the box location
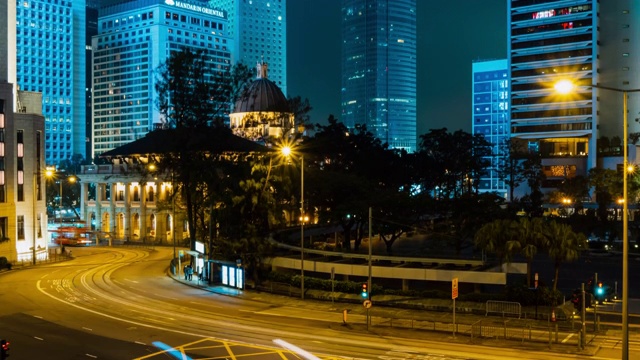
[595,282,605,296]
[1,339,9,359]
[571,292,583,311]
[361,283,368,299]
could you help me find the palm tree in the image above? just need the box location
[544,220,587,291]
[475,219,520,271]
[515,217,545,287]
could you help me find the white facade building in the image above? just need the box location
[91,0,232,157]
[508,0,640,186]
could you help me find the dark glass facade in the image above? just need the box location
[341,0,416,152]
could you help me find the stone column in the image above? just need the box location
[109,183,116,239]
[95,183,102,235]
[140,184,147,242]
[80,182,88,223]
[124,182,131,241]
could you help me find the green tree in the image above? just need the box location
[514,217,545,287]
[543,220,587,291]
[474,219,520,269]
[496,139,527,202]
[154,48,254,249]
[416,128,492,199]
[588,168,621,222]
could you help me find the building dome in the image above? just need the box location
[233,62,289,113]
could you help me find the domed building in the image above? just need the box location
[230,62,294,142]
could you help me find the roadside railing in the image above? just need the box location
[486,300,521,318]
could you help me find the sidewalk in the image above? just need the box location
[168,270,600,357]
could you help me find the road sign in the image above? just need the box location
[363,300,372,309]
[452,277,458,299]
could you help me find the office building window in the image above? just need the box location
[17,215,24,240]
[0,217,6,240]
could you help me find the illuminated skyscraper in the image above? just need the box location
[341,0,417,152]
[508,0,640,180]
[472,59,509,199]
[208,0,287,95]
[91,0,232,157]
[16,0,86,164]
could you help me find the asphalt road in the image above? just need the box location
[0,246,635,360]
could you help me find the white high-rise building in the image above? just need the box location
[508,0,640,184]
[91,0,232,157]
[208,0,287,96]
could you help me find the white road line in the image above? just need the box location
[135,341,146,345]
[34,337,44,341]
[82,327,93,331]
[124,279,139,284]
[32,315,43,319]
[85,354,98,358]
[561,333,575,343]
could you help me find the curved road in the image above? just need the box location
[0,247,625,359]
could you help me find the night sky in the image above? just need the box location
[287,0,507,136]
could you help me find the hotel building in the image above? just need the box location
[91,0,232,157]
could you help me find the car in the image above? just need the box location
[0,256,11,270]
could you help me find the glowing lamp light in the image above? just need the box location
[554,80,574,95]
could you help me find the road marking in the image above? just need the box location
[561,333,575,343]
[34,336,43,341]
[82,327,93,331]
[190,301,222,309]
[135,341,146,345]
[129,308,175,321]
[139,317,173,325]
[32,315,43,319]
[125,279,140,284]
[85,354,97,358]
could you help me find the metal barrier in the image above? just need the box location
[486,300,521,318]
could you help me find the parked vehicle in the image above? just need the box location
[0,256,11,270]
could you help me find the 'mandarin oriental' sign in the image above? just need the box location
[165,0,225,18]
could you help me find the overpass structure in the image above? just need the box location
[268,243,526,289]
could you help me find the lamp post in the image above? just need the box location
[555,80,640,360]
[32,173,37,265]
[281,146,305,299]
[46,169,76,222]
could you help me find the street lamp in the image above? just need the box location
[281,145,305,300]
[556,80,640,359]
[45,168,76,222]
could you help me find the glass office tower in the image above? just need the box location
[16,0,86,165]
[472,59,509,199]
[208,0,287,95]
[341,0,416,152]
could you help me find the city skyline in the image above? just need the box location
[288,0,506,137]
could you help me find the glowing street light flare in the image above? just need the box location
[554,79,574,94]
